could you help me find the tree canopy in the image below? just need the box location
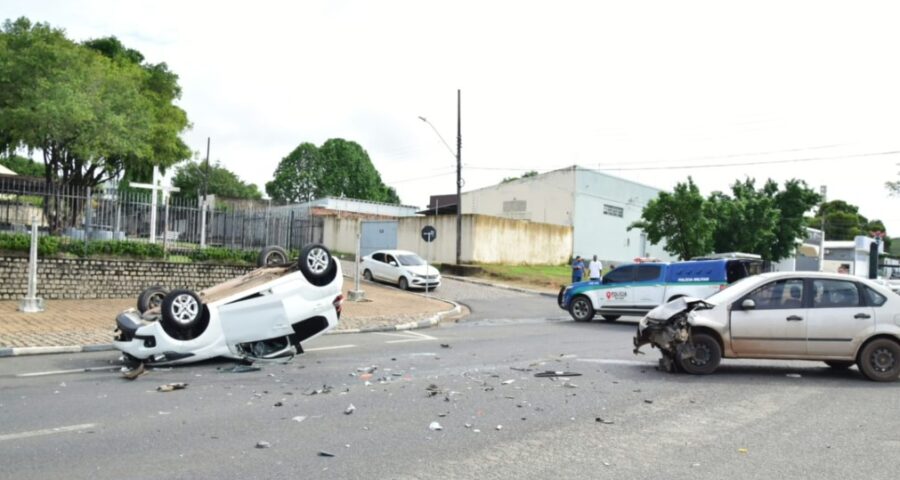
[807,200,890,250]
[0,154,45,176]
[629,178,716,260]
[171,160,262,201]
[0,18,190,190]
[631,177,822,262]
[266,139,400,204]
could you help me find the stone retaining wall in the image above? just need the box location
[0,255,254,300]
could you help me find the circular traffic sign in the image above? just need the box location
[421,225,437,243]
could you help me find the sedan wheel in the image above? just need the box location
[676,333,722,375]
[363,269,373,281]
[859,339,900,382]
[569,296,594,322]
[398,277,409,290]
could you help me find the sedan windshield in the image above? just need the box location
[398,254,426,266]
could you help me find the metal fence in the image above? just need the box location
[0,175,323,251]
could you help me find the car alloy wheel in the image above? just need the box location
[305,246,330,274]
[170,293,200,325]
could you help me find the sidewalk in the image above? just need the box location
[0,281,458,354]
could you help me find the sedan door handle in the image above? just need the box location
[786,315,803,321]
[854,313,872,319]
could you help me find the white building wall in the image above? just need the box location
[461,168,576,226]
[573,169,674,264]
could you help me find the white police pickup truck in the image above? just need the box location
[558,256,761,322]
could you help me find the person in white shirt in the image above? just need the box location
[588,255,603,281]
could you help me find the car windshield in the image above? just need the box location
[398,254,426,266]
[703,275,756,304]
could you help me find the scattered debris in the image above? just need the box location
[786,373,802,378]
[562,382,578,389]
[738,448,748,454]
[121,363,146,380]
[304,385,334,396]
[438,412,448,417]
[595,418,614,424]
[425,384,443,397]
[256,441,271,449]
[344,404,356,415]
[318,451,335,457]
[691,463,701,468]
[223,364,261,373]
[429,421,443,431]
[464,423,473,429]
[510,367,533,372]
[158,411,171,415]
[157,382,188,392]
[644,399,654,404]
[534,371,582,378]
[292,416,307,423]
[440,344,451,348]
[496,425,503,431]
[501,379,515,385]
[473,429,481,433]
[357,366,378,374]
[603,462,611,467]
[274,402,283,407]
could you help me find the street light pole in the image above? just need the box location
[418,89,463,266]
[455,89,462,266]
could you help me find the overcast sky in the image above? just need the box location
[4,0,900,231]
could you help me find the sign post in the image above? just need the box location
[18,215,45,312]
[421,226,437,299]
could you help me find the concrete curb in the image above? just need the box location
[0,297,463,358]
[442,274,559,298]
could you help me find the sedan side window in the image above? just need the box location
[865,286,887,307]
[743,279,804,310]
[386,255,398,266]
[372,253,384,262]
[812,280,860,308]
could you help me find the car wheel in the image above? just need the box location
[824,360,855,369]
[160,289,204,338]
[569,295,594,322]
[601,314,620,322]
[363,269,373,281]
[257,245,288,267]
[858,338,900,382]
[298,244,337,285]
[676,333,722,375]
[398,276,409,290]
[137,285,167,313]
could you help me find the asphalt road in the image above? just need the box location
[1,284,898,480]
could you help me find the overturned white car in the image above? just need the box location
[114,244,343,366]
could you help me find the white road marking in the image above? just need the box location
[305,344,356,352]
[372,332,417,339]
[0,423,98,442]
[15,366,119,378]
[385,331,437,344]
[576,358,656,366]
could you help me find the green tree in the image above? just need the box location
[172,160,262,201]
[0,154,45,176]
[808,200,891,250]
[629,177,715,260]
[0,18,190,191]
[708,179,820,261]
[266,139,400,204]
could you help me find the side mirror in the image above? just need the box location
[740,299,756,310]
[389,261,398,267]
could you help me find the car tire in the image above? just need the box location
[398,276,409,290]
[363,269,373,281]
[569,295,594,322]
[137,285,167,313]
[298,244,337,285]
[676,333,722,375]
[858,338,900,382]
[601,314,620,322]
[160,289,204,335]
[824,360,855,369]
[257,245,289,267]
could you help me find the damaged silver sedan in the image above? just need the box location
[634,272,900,382]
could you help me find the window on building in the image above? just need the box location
[603,204,624,218]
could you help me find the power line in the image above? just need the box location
[594,144,845,168]
[596,150,900,172]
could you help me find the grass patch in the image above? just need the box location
[477,263,571,289]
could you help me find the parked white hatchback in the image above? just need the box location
[360,249,441,290]
[634,271,900,381]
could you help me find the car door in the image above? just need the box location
[805,279,874,357]
[368,253,386,280]
[598,265,635,309]
[730,278,808,357]
[632,264,665,308]
[383,254,401,283]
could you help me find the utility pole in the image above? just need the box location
[819,185,827,271]
[200,137,210,248]
[456,89,462,266]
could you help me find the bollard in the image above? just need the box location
[18,217,45,312]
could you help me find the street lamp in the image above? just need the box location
[418,89,462,265]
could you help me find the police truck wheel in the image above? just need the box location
[569,296,594,322]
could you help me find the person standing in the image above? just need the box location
[571,255,585,283]
[588,255,603,281]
